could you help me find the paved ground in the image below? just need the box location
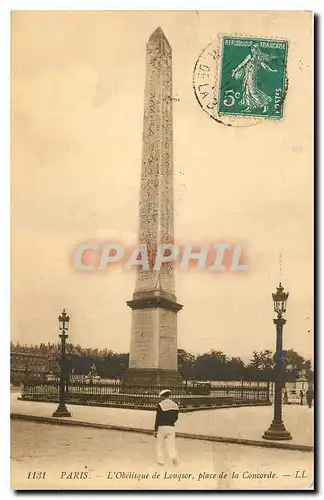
[11,420,313,491]
[11,392,314,448]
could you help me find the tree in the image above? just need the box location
[11,340,311,383]
[177,349,196,383]
[195,350,229,381]
[304,359,314,383]
[228,357,245,380]
[282,349,306,382]
[246,350,274,381]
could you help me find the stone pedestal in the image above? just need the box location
[123,368,182,386]
[126,290,182,385]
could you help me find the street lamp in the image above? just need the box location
[263,283,292,440]
[52,309,71,417]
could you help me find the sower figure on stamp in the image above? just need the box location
[231,43,277,114]
[154,389,179,466]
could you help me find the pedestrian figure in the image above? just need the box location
[299,390,304,405]
[154,389,179,466]
[283,390,289,404]
[306,388,314,408]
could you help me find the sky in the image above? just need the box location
[11,11,313,362]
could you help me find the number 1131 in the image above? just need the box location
[27,471,46,479]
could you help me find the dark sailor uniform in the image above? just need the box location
[154,398,179,465]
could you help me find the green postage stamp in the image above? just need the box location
[218,36,288,119]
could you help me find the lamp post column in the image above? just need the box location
[273,316,284,425]
[263,283,292,441]
[52,309,71,418]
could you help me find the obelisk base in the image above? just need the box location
[123,368,182,387]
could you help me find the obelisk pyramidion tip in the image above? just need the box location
[148,26,171,47]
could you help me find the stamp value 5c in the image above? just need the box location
[218,37,288,119]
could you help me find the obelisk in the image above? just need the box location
[125,27,183,386]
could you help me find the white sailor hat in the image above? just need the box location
[159,389,171,397]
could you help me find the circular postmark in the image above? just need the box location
[193,35,289,127]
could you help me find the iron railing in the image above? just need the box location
[21,379,270,408]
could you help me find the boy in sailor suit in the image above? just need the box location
[154,389,179,465]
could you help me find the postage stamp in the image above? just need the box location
[218,37,288,119]
[193,35,289,126]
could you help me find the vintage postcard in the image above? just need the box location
[11,10,314,491]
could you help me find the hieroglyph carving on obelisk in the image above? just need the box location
[136,27,174,295]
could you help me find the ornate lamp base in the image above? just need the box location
[262,422,292,441]
[52,403,71,418]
